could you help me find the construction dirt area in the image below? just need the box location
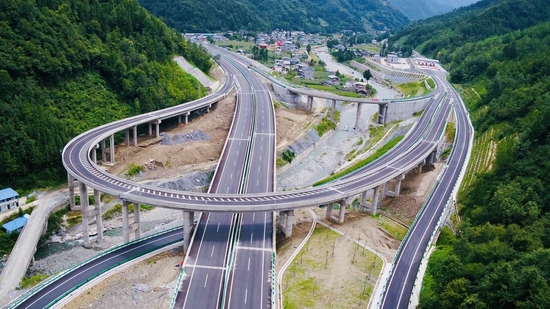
[56,83,445,308]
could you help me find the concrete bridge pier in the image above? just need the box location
[278,210,294,237]
[148,120,162,138]
[360,185,382,215]
[101,140,107,164]
[91,145,98,164]
[131,203,141,239]
[325,201,347,223]
[337,200,346,223]
[355,103,363,130]
[427,149,438,164]
[94,189,103,241]
[326,202,333,220]
[307,96,314,111]
[207,104,212,113]
[377,103,389,124]
[133,125,138,146]
[331,99,336,122]
[416,162,424,174]
[179,112,190,125]
[386,174,406,197]
[183,211,195,252]
[122,201,141,243]
[79,182,90,245]
[68,172,77,210]
[109,134,115,164]
[122,201,129,243]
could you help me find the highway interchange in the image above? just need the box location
[8,47,472,309]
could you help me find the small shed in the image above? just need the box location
[327,75,340,85]
[2,214,29,233]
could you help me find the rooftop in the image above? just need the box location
[2,215,28,233]
[0,188,19,201]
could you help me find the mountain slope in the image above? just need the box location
[392,0,550,57]
[387,0,481,20]
[0,0,212,189]
[138,0,410,33]
[386,1,550,308]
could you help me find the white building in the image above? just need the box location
[387,53,399,63]
[0,188,19,213]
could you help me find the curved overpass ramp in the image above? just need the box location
[7,51,464,309]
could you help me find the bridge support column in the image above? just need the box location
[207,104,212,113]
[331,99,336,122]
[326,203,333,220]
[183,211,194,253]
[133,125,138,146]
[285,210,294,237]
[355,103,362,130]
[386,174,406,197]
[148,123,152,136]
[79,182,90,246]
[377,103,389,124]
[307,96,313,111]
[338,200,346,224]
[68,172,76,210]
[394,174,405,196]
[185,112,190,124]
[101,140,107,163]
[155,122,160,138]
[416,162,424,174]
[427,149,438,164]
[178,115,182,124]
[360,186,382,215]
[132,203,141,239]
[91,145,98,164]
[122,201,130,243]
[359,191,368,212]
[109,134,115,164]
[278,210,294,237]
[94,189,103,241]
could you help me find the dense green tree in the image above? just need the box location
[138,0,409,34]
[0,0,213,190]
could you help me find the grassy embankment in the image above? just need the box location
[282,225,382,309]
[313,136,404,187]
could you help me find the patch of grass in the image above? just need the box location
[26,195,37,204]
[126,163,142,179]
[314,117,337,137]
[20,273,49,289]
[102,203,153,220]
[313,136,404,186]
[445,122,456,143]
[377,216,408,240]
[282,225,382,308]
[276,157,287,168]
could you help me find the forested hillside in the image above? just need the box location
[387,0,479,21]
[392,0,550,58]
[138,0,410,34]
[387,0,550,308]
[0,0,212,190]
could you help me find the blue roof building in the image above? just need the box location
[2,215,29,233]
[0,188,20,213]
